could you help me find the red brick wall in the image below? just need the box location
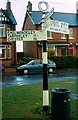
[23,16,36,30]
[0,41,16,66]
[23,41,37,58]
[0,24,16,66]
[53,33,61,40]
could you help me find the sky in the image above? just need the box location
[0,0,78,30]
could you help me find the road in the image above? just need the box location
[1,70,78,87]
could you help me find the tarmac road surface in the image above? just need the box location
[1,70,78,87]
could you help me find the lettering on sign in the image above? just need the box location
[44,19,69,34]
[7,30,47,41]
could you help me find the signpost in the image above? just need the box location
[7,0,69,113]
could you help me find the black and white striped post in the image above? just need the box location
[38,0,54,112]
[42,41,49,111]
[42,13,49,112]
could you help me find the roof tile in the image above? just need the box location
[0,8,17,25]
[30,11,78,26]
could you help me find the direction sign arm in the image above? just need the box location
[44,7,54,22]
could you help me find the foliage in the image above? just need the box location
[17,56,35,65]
[17,55,78,69]
[48,48,55,58]
[49,56,78,69]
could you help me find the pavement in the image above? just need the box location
[2,67,77,74]
[3,68,16,74]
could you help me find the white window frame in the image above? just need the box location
[8,45,11,59]
[47,31,53,39]
[0,24,5,37]
[61,33,66,39]
[0,45,6,59]
[69,28,74,39]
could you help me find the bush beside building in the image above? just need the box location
[50,56,78,69]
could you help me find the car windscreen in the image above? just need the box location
[27,60,34,65]
[27,60,42,65]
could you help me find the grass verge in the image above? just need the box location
[2,78,78,120]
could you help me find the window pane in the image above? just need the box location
[0,48,2,58]
[2,49,5,58]
[0,45,6,59]
[0,24,5,37]
[61,34,65,38]
[8,45,11,58]
[69,28,74,38]
[47,31,52,38]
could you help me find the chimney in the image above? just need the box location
[76,1,78,13]
[6,0,11,11]
[27,1,32,12]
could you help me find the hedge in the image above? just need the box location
[50,56,78,69]
[18,56,78,69]
[17,57,36,65]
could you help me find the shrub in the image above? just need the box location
[17,56,36,65]
[49,56,78,69]
[48,48,55,58]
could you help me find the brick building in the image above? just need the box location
[0,0,17,66]
[22,1,78,58]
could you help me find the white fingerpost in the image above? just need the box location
[41,10,49,111]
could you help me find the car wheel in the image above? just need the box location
[23,69,29,75]
[48,68,53,74]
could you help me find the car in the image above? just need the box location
[16,59,56,75]
[0,64,5,72]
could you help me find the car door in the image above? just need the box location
[31,60,43,73]
[36,60,43,73]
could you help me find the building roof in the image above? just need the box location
[0,8,17,25]
[31,11,43,24]
[52,12,78,26]
[25,11,78,27]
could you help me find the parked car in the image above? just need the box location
[16,59,56,75]
[0,64,5,72]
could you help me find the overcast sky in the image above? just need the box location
[0,0,78,30]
